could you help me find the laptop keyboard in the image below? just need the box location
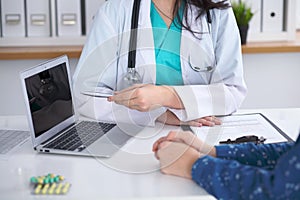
[44,121,116,151]
[0,130,30,154]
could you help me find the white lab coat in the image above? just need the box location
[73,0,247,126]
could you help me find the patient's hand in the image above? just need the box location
[153,131,217,178]
[153,131,216,157]
[154,140,202,179]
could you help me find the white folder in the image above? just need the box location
[0,10,2,37]
[85,0,106,34]
[296,0,300,30]
[262,0,284,33]
[245,0,261,34]
[56,0,82,36]
[1,0,26,37]
[26,0,51,37]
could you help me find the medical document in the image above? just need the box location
[192,113,291,145]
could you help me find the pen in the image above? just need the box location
[180,125,195,134]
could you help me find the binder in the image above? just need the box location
[245,0,261,33]
[0,0,2,37]
[297,1,300,30]
[262,0,284,32]
[0,0,25,37]
[56,0,82,36]
[85,0,105,34]
[26,0,51,37]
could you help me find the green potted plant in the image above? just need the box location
[232,0,254,44]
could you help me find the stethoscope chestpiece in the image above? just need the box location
[191,65,214,72]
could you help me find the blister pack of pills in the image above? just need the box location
[30,173,71,195]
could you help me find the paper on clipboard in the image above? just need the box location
[191,113,293,146]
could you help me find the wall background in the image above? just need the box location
[0,52,300,116]
[241,52,300,109]
[0,58,78,116]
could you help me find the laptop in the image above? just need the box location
[20,55,138,157]
[0,129,29,155]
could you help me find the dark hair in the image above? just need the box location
[173,0,230,34]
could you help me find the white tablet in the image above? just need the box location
[81,87,114,98]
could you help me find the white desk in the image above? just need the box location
[1,108,300,200]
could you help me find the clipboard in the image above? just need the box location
[239,113,293,142]
[189,113,294,145]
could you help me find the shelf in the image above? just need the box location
[0,32,300,60]
[0,46,83,60]
[242,42,300,54]
[0,36,86,60]
[242,31,300,54]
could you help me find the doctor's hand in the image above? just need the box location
[107,84,183,111]
[152,131,216,157]
[156,110,221,127]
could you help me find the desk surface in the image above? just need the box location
[1,108,300,200]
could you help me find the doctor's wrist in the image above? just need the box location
[160,86,184,109]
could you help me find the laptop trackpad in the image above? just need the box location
[83,127,132,157]
[84,140,120,157]
[105,126,132,145]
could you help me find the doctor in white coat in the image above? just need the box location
[73,0,247,127]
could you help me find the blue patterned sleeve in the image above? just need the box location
[216,142,294,169]
[191,140,300,199]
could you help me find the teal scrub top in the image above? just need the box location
[150,1,184,85]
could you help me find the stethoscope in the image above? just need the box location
[190,65,214,72]
[188,10,214,73]
[124,0,214,86]
[121,0,142,88]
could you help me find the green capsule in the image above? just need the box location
[43,178,49,184]
[30,177,38,184]
[54,176,60,183]
[49,178,54,184]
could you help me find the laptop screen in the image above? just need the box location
[24,62,73,138]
